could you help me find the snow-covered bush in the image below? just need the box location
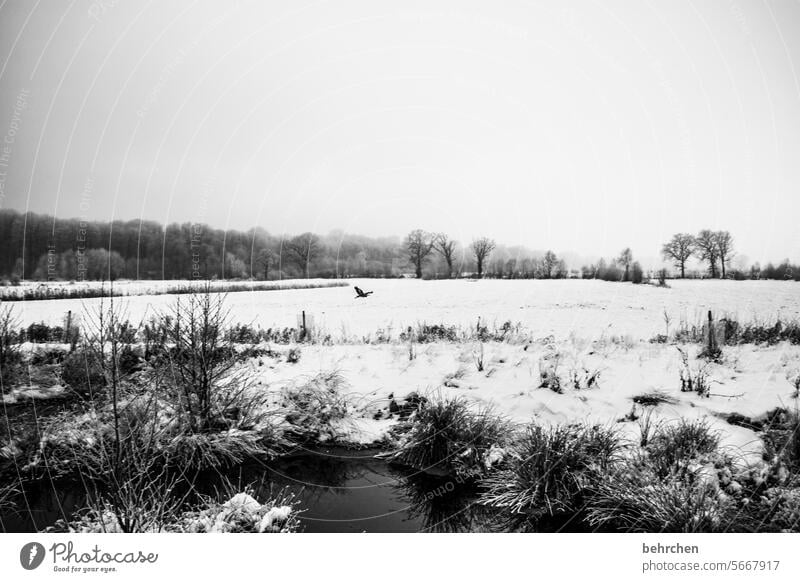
[27,409,112,477]
[55,491,302,534]
[280,370,356,442]
[172,491,301,533]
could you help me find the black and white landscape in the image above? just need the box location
[1,1,799,534]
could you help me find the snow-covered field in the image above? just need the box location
[7,279,800,458]
[7,278,800,341]
[248,340,799,460]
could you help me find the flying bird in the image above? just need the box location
[354,286,373,299]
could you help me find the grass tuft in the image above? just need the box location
[479,423,620,522]
[390,395,510,479]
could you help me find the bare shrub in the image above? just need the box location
[153,285,244,432]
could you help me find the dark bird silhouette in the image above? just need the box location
[354,285,373,299]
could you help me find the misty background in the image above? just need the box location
[0,0,799,270]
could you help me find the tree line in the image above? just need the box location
[0,209,403,281]
[659,230,797,280]
[0,209,796,282]
[403,229,568,279]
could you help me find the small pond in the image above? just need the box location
[1,448,506,533]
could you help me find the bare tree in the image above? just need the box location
[618,247,633,281]
[434,233,458,278]
[715,230,734,279]
[542,250,558,279]
[661,233,695,278]
[695,230,720,278]
[405,229,435,278]
[285,233,320,278]
[470,237,496,279]
[256,248,273,280]
[161,285,238,432]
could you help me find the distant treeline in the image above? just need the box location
[0,209,406,281]
[0,209,565,282]
[0,209,797,282]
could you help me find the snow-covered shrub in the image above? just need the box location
[280,370,356,442]
[54,490,302,534]
[55,500,172,533]
[391,395,510,479]
[27,409,112,477]
[479,423,620,522]
[172,490,301,533]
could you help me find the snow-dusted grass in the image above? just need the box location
[479,423,620,522]
[586,461,732,533]
[390,395,510,478]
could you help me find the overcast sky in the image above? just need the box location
[0,0,798,263]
